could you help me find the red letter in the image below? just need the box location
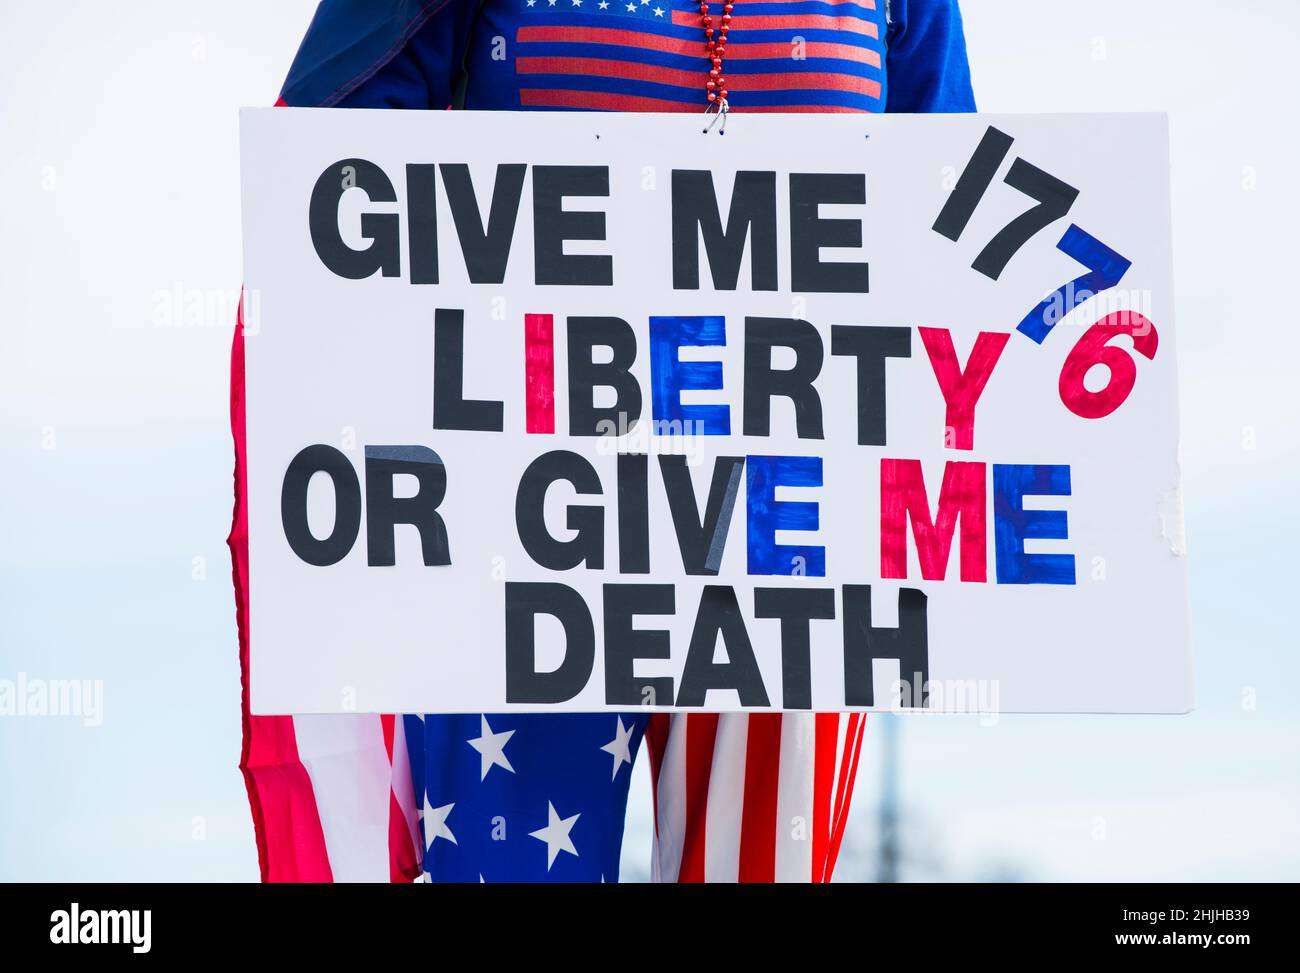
[918,327,1009,450]
[880,458,986,582]
[1059,311,1158,419]
[524,313,555,433]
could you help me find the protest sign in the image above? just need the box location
[239,108,1190,714]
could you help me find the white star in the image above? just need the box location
[424,799,456,849]
[599,0,609,7]
[572,0,583,5]
[467,714,516,781]
[548,0,557,5]
[529,802,580,870]
[625,2,636,9]
[600,716,635,780]
[527,0,535,5]
[640,0,650,5]
[653,5,664,14]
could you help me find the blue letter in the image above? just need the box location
[746,455,825,576]
[993,464,1075,584]
[649,316,730,435]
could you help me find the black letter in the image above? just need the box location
[364,445,450,566]
[671,170,778,291]
[617,453,650,574]
[743,316,825,438]
[309,159,400,279]
[533,166,612,285]
[842,585,929,707]
[931,126,1014,242]
[280,445,361,566]
[505,582,594,704]
[970,158,1078,281]
[515,451,605,570]
[433,307,504,431]
[407,163,439,285]
[658,455,744,575]
[439,163,526,283]
[567,316,642,436]
[830,325,911,446]
[754,587,835,709]
[604,584,675,705]
[677,586,769,707]
[790,173,869,293]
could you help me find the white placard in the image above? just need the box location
[239,108,1191,715]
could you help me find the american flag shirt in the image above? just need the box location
[463,0,887,112]
[238,0,974,884]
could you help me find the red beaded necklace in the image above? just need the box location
[699,1,733,116]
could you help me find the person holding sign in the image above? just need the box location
[233,0,975,882]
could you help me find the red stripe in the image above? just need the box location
[727,41,881,68]
[519,90,869,113]
[517,56,879,99]
[734,14,878,35]
[524,313,555,433]
[730,73,880,97]
[825,714,866,879]
[644,713,672,835]
[232,293,334,883]
[519,56,704,89]
[519,88,696,112]
[811,712,838,882]
[737,104,869,113]
[677,714,720,882]
[673,10,880,35]
[518,24,705,56]
[737,713,783,882]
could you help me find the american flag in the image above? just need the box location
[488,0,886,113]
[646,713,865,882]
[409,713,645,881]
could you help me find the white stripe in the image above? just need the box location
[702,714,749,882]
[773,712,816,882]
[292,714,392,882]
[651,715,688,883]
[840,715,866,835]
[390,717,421,862]
[829,713,851,827]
